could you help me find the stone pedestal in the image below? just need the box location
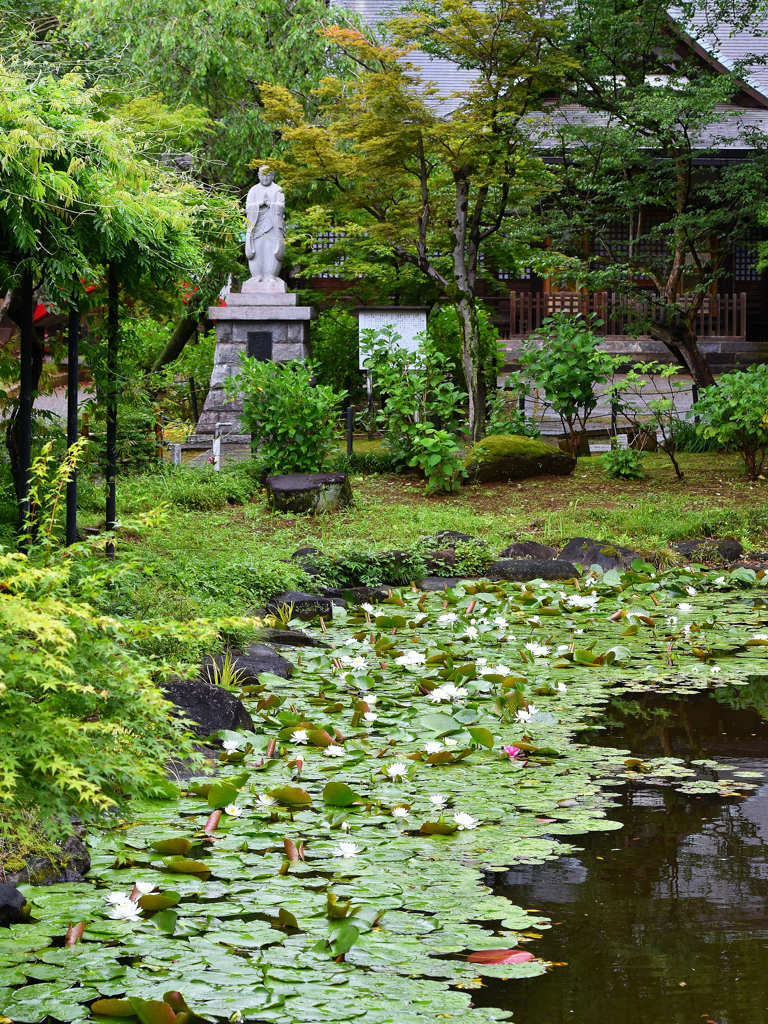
[195,291,317,436]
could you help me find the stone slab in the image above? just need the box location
[209,305,316,320]
[226,292,298,306]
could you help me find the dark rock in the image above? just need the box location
[423,548,457,574]
[486,558,579,581]
[319,585,390,604]
[559,536,640,571]
[199,645,293,686]
[419,576,464,591]
[292,546,322,561]
[499,541,558,560]
[0,883,26,924]
[464,435,576,483]
[162,677,255,738]
[263,628,328,648]
[674,538,744,563]
[4,835,91,888]
[266,473,352,514]
[434,531,475,546]
[267,590,335,621]
[558,435,591,457]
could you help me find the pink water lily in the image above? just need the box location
[503,745,523,759]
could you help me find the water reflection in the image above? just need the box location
[477,690,768,1024]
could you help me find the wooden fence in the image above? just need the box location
[509,291,747,340]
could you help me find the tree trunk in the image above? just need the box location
[4,282,45,511]
[649,318,716,388]
[456,297,486,442]
[151,314,201,372]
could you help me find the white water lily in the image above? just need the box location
[565,594,598,609]
[222,739,242,753]
[437,612,458,626]
[525,642,550,658]
[133,881,156,895]
[365,694,379,705]
[363,711,378,723]
[340,655,367,669]
[753,633,768,640]
[224,803,243,817]
[443,737,458,747]
[528,615,541,624]
[326,744,346,757]
[478,663,511,677]
[340,821,351,832]
[514,706,538,724]
[714,576,726,584]
[493,616,508,629]
[476,657,487,665]
[429,683,467,703]
[424,741,443,754]
[685,586,697,596]
[105,891,131,905]
[391,806,410,819]
[109,901,142,922]
[710,666,722,674]
[678,603,693,612]
[334,841,361,859]
[428,793,448,808]
[555,682,567,693]
[666,616,678,626]
[360,602,374,613]
[395,650,426,667]
[257,793,277,808]
[463,625,479,639]
[453,812,479,830]
[557,644,570,653]
[385,762,409,780]
[574,628,585,634]
[292,729,309,744]
[539,582,551,589]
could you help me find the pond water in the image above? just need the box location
[478,691,768,1024]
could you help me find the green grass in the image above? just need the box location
[67,450,768,623]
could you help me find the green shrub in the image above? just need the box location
[599,441,645,480]
[326,445,399,475]
[311,309,360,392]
[407,425,467,495]
[226,358,345,474]
[695,364,768,480]
[487,396,541,438]
[426,303,502,393]
[0,550,194,831]
[671,418,724,453]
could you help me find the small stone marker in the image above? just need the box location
[169,443,182,466]
[266,473,352,514]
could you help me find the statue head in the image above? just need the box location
[258,165,275,186]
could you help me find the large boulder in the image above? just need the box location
[263,628,328,648]
[4,834,91,887]
[423,548,457,574]
[419,576,464,591]
[673,538,743,563]
[486,558,579,581]
[434,530,476,546]
[162,678,255,738]
[499,541,558,560]
[0,883,26,925]
[200,645,293,685]
[559,536,640,571]
[267,590,335,621]
[464,435,576,483]
[266,473,352,514]
[319,585,390,604]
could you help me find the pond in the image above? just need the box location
[478,690,768,1024]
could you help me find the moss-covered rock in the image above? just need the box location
[464,434,576,483]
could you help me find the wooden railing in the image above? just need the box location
[509,291,747,340]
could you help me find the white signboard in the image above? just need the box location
[358,309,427,369]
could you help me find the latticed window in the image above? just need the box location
[311,231,347,278]
[498,267,532,280]
[734,229,762,282]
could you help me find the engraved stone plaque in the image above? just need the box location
[358,307,428,368]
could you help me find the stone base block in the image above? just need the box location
[266,473,352,514]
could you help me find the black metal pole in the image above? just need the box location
[189,376,199,424]
[65,287,79,546]
[17,268,33,548]
[611,401,618,439]
[105,265,118,559]
[346,405,354,456]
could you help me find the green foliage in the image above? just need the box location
[599,441,645,480]
[427,304,502,393]
[694,365,768,480]
[226,358,345,475]
[672,416,726,454]
[361,327,466,472]
[78,464,259,517]
[407,425,467,495]
[326,445,400,475]
[513,314,619,459]
[0,549,194,830]
[311,309,360,392]
[487,393,541,438]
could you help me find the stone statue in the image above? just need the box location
[243,165,286,292]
